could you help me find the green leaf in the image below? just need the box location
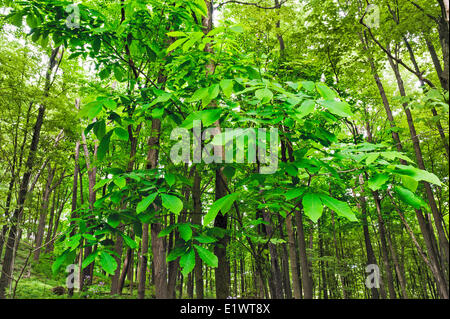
[201,109,222,127]
[180,249,196,276]
[99,251,117,275]
[97,130,114,161]
[220,79,234,98]
[194,235,217,244]
[82,234,97,242]
[107,214,121,228]
[166,37,188,53]
[82,251,98,269]
[161,194,183,215]
[302,193,323,223]
[368,174,390,191]
[136,193,158,214]
[152,107,164,119]
[178,223,193,241]
[165,173,176,187]
[167,246,187,262]
[121,234,138,249]
[255,88,273,103]
[93,120,106,140]
[103,99,117,110]
[52,250,68,274]
[319,194,358,222]
[26,14,38,28]
[189,87,209,103]
[296,100,315,119]
[10,12,23,27]
[208,84,220,100]
[148,92,172,107]
[167,31,187,37]
[316,83,337,100]
[229,25,244,33]
[113,176,126,189]
[194,245,218,268]
[365,153,380,165]
[203,192,239,226]
[301,81,315,92]
[394,165,442,186]
[401,175,418,192]
[284,188,305,200]
[114,127,129,141]
[319,100,353,117]
[394,185,427,209]
[94,178,110,191]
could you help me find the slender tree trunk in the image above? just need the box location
[192,169,204,299]
[296,208,313,299]
[286,213,302,299]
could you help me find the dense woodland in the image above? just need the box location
[0,0,448,300]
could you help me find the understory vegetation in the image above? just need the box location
[0,0,448,299]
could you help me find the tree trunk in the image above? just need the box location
[192,169,204,299]
[286,213,302,299]
[296,209,313,299]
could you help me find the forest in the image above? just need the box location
[0,0,448,301]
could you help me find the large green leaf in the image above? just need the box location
[319,100,353,117]
[255,88,273,103]
[99,251,117,275]
[161,193,183,215]
[302,193,323,222]
[136,193,158,214]
[394,165,442,186]
[97,130,114,161]
[316,83,337,100]
[194,244,218,268]
[394,185,427,209]
[180,249,195,276]
[82,251,98,269]
[319,194,358,222]
[220,79,234,98]
[178,223,193,241]
[203,192,239,226]
[121,234,138,249]
[284,188,305,200]
[296,100,315,119]
[368,174,390,191]
[166,37,188,52]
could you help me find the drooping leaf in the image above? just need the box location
[319,194,358,222]
[203,192,239,226]
[178,223,193,241]
[161,193,183,215]
[394,185,427,209]
[368,174,390,191]
[194,244,218,268]
[302,193,323,222]
[136,193,158,214]
[99,251,117,275]
[82,251,98,269]
[180,249,195,276]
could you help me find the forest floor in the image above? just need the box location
[0,242,215,299]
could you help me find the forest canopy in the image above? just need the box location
[0,0,448,300]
